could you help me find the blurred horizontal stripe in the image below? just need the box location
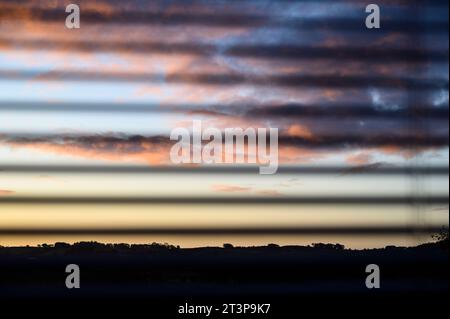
[2,133,448,148]
[0,8,448,33]
[1,70,447,89]
[0,196,447,205]
[0,101,448,118]
[1,38,448,63]
[0,165,447,175]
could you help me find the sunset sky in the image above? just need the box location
[0,0,448,248]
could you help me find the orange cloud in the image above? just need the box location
[278,146,327,164]
[5,138,173,165]
[212,185,282,196]
[0,190,15,196]
[286,124,314,140]
[379,146,417,159]
[323,89,343,102]
[212,185,251,193]
[2,130,442,168]
[346,152,374,165]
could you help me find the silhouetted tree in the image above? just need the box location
[149,242,177,250]
[433,228,449,249]
[312,243,345,250]
[72,241,109,253]
[433,227,449,241]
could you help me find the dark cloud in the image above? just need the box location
[1,70,447,90]
[1,2,448,34]
[0,0,447,166]
[245,103,449,119]
[2,37,447,63]
[2,132,447,150]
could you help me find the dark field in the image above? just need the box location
[0,241,447,317]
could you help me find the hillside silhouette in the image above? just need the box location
[0,239,447,297]
[0,239,447,317]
